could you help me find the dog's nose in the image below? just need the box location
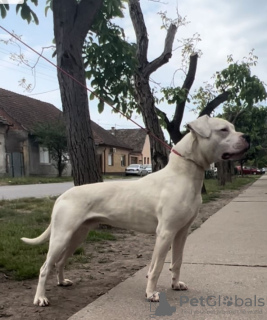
[242,135,250,143]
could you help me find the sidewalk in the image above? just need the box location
[69,176,267,320]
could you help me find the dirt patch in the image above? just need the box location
[0,188,245,320]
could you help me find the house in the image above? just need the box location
[91,122,133,174]
[109,127,151,165]
[0,88,132,177]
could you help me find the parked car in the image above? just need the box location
[251,167,262,175]
[125,164,148,176]
[144,164,152,174]
[235,166,261,175]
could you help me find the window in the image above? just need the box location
[131,157,138,164]
[147,158,150,164]
[39,146,50,164]
[108,153,113,166]
[144,157,146,164]
[121,155,126,167]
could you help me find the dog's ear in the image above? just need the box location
[187,115,211,138]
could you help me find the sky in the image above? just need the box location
[0,0,266,137]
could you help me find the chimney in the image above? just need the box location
[111,127,115,135]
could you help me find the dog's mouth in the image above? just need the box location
[222,149,249,160]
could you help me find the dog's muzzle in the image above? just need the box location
[222,134,250,160]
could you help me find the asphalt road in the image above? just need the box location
[0,182,74,200]
[0,178,139,200]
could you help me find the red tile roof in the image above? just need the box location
[0,88,62,132]
[0,88,132,150]
[108,128,147,153]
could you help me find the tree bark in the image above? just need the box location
[199,91,230,117]
[217,161,226,186]
[53,0,103,185]
[168,53,198,144]
[129,0,177,170]
[201,183,207,194]
[217,161,233,186]
[134,74,169,170]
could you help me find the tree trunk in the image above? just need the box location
[201,183,207,194]
[53,0,103,185]
[128,0,177,170]
[217,161,226,186]
[134,74,169,170]
[217,161,232,186]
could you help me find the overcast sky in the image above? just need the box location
[0,0,266,135]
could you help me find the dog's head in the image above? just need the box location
[170,115,250,169]
[186,115,250,165]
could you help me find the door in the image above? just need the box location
[9,152,24,177]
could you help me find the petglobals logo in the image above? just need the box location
[0,1,24,4]
[179,295,265,308]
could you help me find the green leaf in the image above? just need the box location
[30,9,39,24]
[98,100,105,113]
[0,4,9,18]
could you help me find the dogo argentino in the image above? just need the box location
[21,115,250,306]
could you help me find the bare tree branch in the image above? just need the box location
[155,106,170,127]
[199,91,231,117]
[144,24,177,77]
[167,53,198,143]
[128,0,149,70]
[174,53,198,124]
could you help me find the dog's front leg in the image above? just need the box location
[170,223,191,291]
[146,230,173,302]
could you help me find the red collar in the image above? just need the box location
[171,149,183,157]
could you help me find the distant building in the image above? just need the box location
[0,88,132,177]
[109,127,151,165]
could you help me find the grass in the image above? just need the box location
[0,197,116,280]
[202,175,259,203]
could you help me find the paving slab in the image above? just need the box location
[69,262,267,320]
[69,176,267,320]
[182,201,267,266]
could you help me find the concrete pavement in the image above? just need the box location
[69,175,267,320]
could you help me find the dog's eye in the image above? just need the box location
[220,128,228,132]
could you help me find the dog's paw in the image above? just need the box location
[146,292,160,302]
[171,281,188,291]
[34,296,49,307]
[58,279,73,287]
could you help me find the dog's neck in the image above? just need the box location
[170,133,211,171]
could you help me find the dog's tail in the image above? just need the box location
[21,224,51,245]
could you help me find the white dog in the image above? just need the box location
[21,115,249,306]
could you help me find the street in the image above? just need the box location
[0,182,74,200]
[0,178,139,200]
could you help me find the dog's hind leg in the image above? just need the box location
[146,228,174,302]
[56,223,95,286]
[34,232,73,306]
[170,222,192,291]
